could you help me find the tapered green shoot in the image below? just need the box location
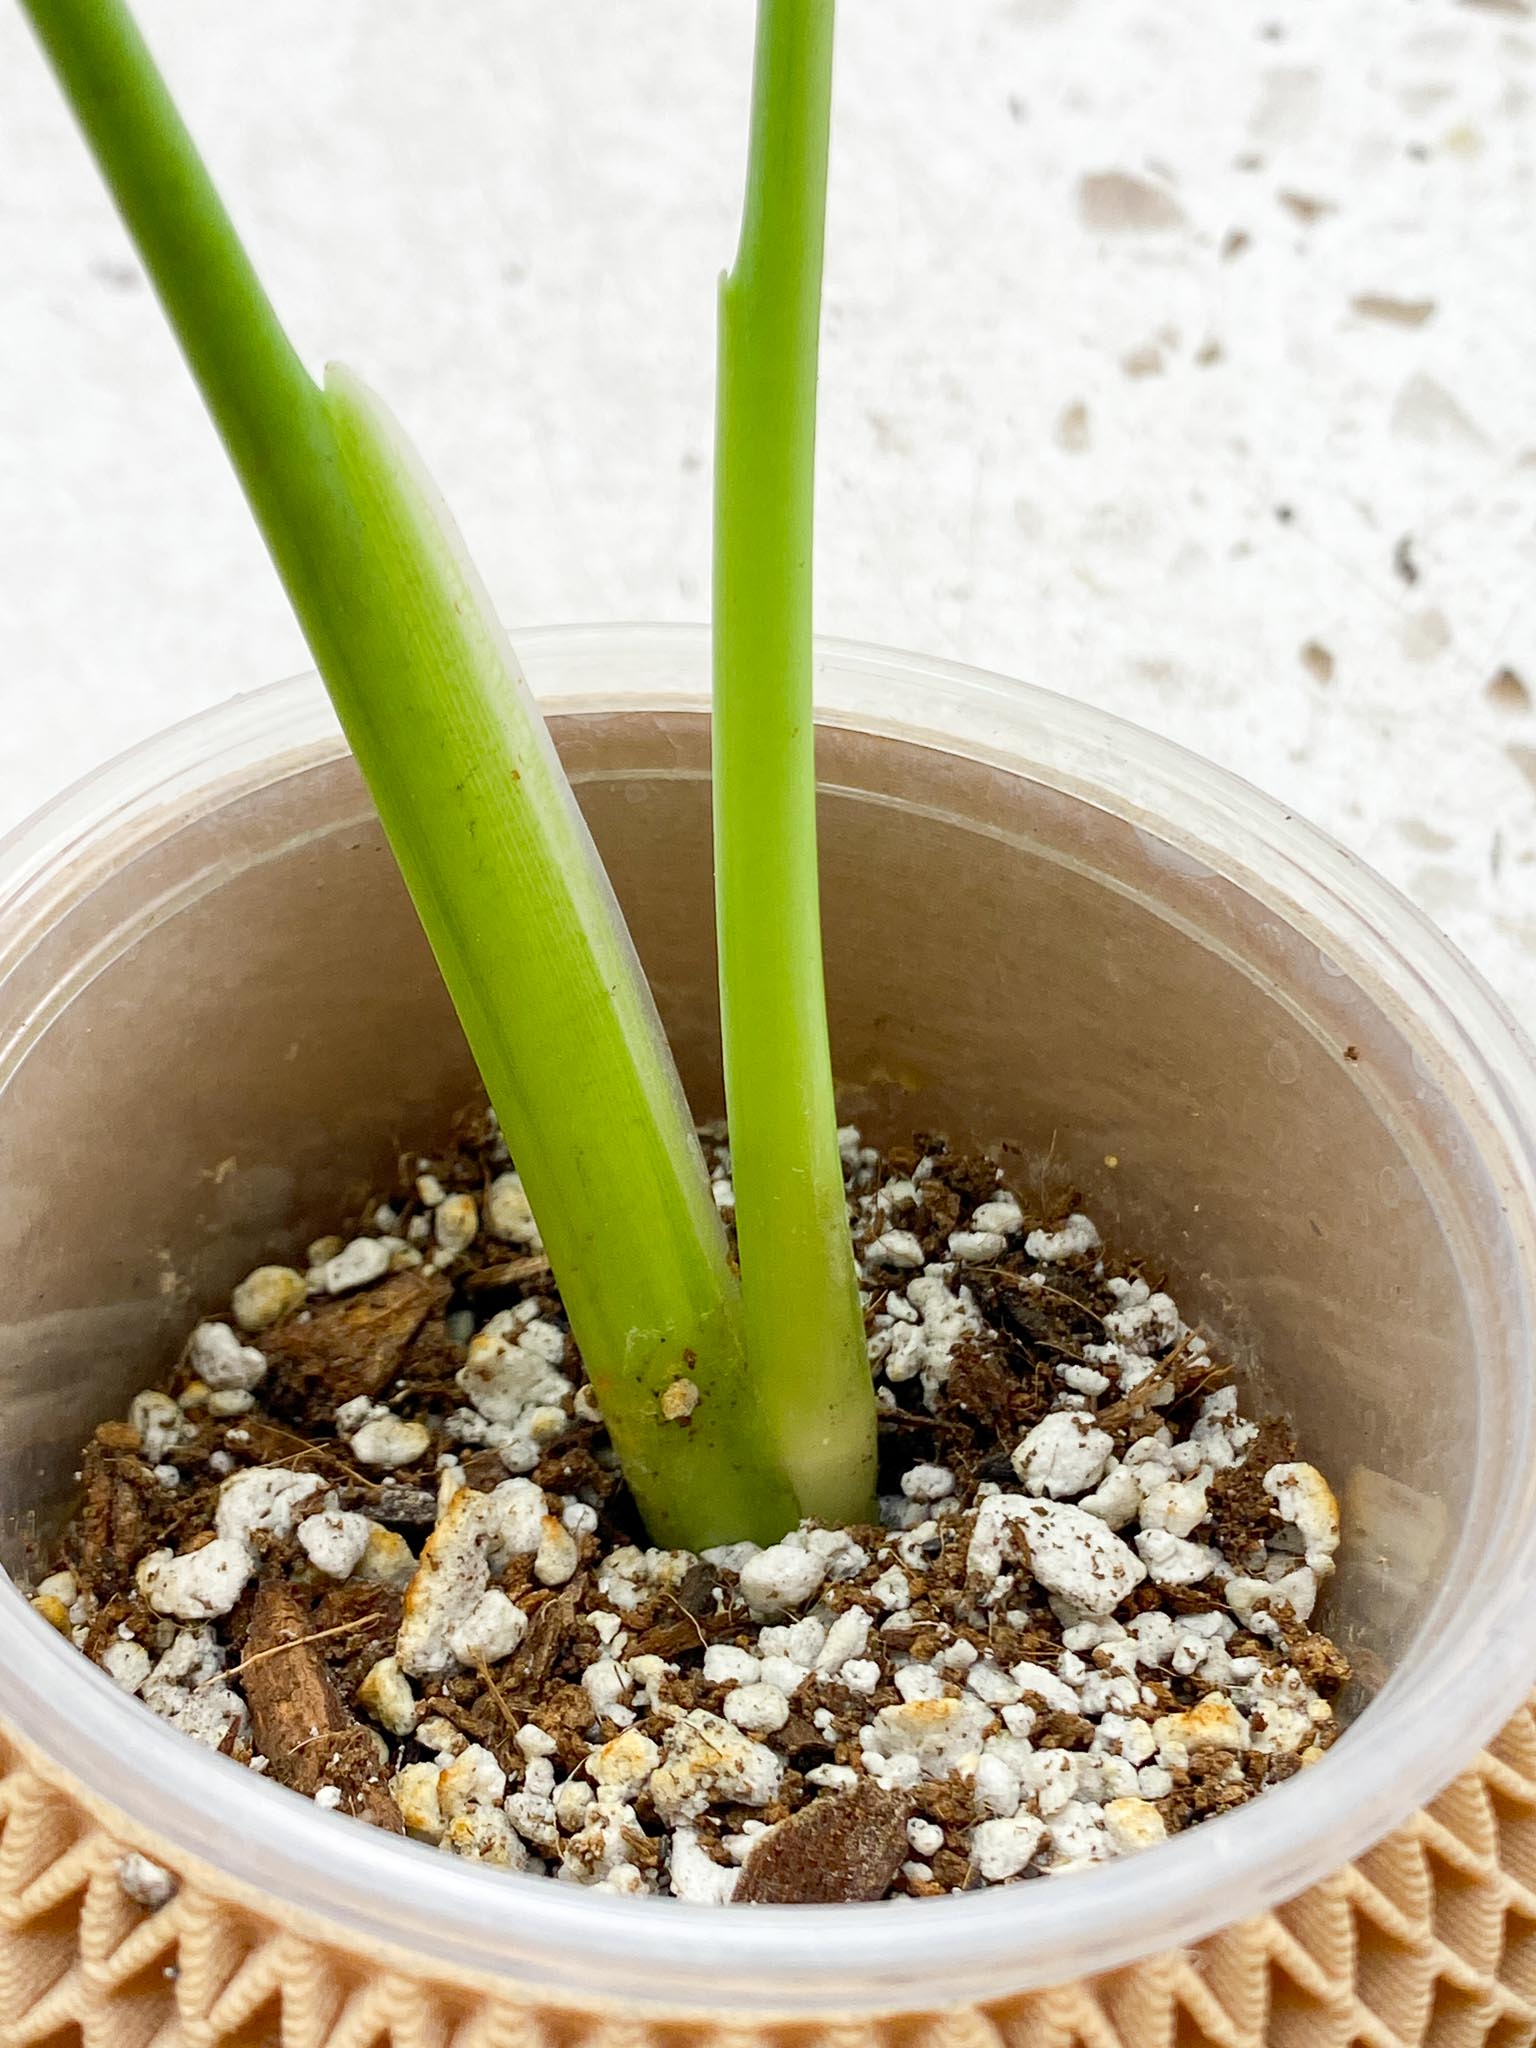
[714,0,878,1524]
[24,0,799,1547]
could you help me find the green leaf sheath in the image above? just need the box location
[321,376,799,1548]
[24,0,799,1547]
[713,0,878,1525]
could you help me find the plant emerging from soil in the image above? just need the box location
[713,2,875,1529]
[45,1118,1351,1902]
[22,9,1360,1905]
[22,0,874,1548]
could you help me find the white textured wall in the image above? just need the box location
[2,0,1533,1016]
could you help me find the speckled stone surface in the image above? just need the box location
[2,0,1533,1018]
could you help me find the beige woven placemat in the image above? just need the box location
[2,1703,1534,2048]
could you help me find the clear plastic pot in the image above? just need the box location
[0,623,1532,2017]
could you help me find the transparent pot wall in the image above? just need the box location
[0,626,1530,2009]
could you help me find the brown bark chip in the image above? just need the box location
[258,1269,451,1421]
[79,1462,142,1580]
[1031,1711,1097,1750]
[627,1619,710,1662]
[939,1341,1037,1442]
[464,1254,553,1296]
[78,1429,164,1579]
[504,1578,586,1698]
[456,1449,513,1494]
[533,1433,622,1507]
[737,1784,914,1904]
[240,1583,403,1833]
[347,1483,437,1527]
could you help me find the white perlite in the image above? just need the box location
[968,1496,1145,1615]
[134,1470,337,1621]
[357,1657,418,1736]
[103,1637,153,1695]
[137,1540,253,1621]
[485,1172,541,1247]
[216,1468,326,1550]
[323,1238,393,1293]
[868,1268,985,1404]
[139,1627,247,1748]
[739,1543,825,1617]
[972,1814,1047,1880]
[129,1391,194,1464]
[1024,1214,1100,1263]
[348,1412,433,1468]
[669,1826,739,1903]
[116,1852,178,1911]
[434,1192,479,1255]
[187,1320,267,1393]
[650,1710,784,1822]
[297,1509,372,1579]
[1265,1463,1341,1575]
[397,1479,548,1676]
[1011,1413,1114,1499]
[230,1265,306,1331]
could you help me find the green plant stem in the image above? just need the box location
[713,0,877,1525]
[25,0,799,1547]
[322,374,797,1546]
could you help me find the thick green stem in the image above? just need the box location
[25,0,799,1547]
[713,0,878,1525]
[321,374,797,1547]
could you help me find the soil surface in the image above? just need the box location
[39,1110,1349,1904]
